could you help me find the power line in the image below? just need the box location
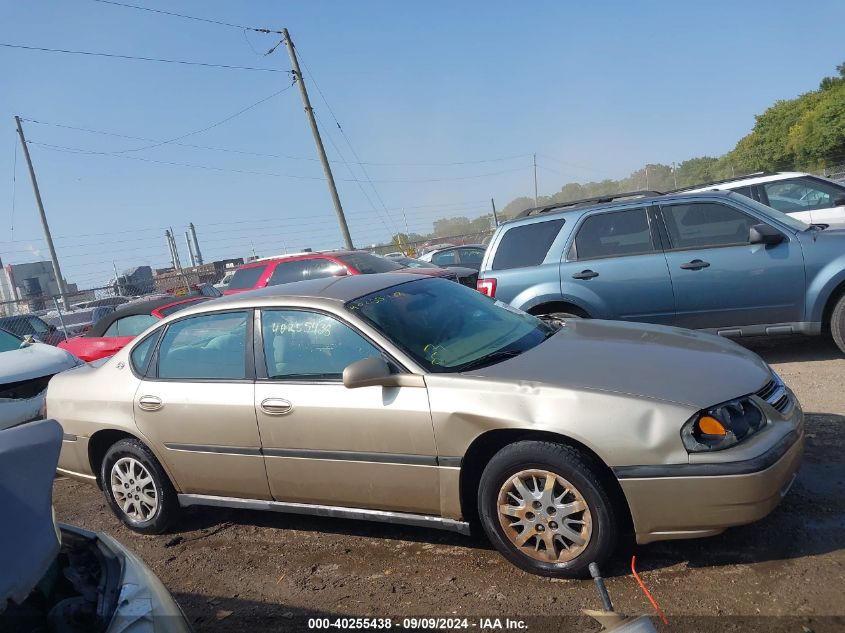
[55,83,293,155]
[27,141,531,183]
[0,42,289,72]
[90,0,281,33]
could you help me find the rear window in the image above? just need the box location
[268,258,342,286]
[491,219,566,270]
[227,265,266,290]
[337,252,404,274]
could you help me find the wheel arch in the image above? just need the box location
[821,277,845,333]
[526,301,591,318]
[458,428,632,532]
[88,429,177,491]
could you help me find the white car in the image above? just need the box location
[0,328,80,430]
[687,172,845,226]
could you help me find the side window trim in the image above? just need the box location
[146,309,255,383]
[129,327,164,379]
[657,202,758,252]
[254,307,405,383]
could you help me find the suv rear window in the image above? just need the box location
[491,219,565,270]
[227,265,266,290]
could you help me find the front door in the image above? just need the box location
[658,201,806,330]
[253,308,440,514]
[133,310,271,500]
[559,207,676,325]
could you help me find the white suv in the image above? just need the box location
[687,172,845,226]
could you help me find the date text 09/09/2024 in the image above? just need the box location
[307,618,529,630]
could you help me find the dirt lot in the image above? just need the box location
[52,336,845,632]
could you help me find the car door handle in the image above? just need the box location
[572,270,599,280]
[260,398,293,416]
[137,395,163,412]
[680,259,710,270]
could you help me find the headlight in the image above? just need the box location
[681,397,767,452]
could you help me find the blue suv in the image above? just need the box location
[476,190,845,353]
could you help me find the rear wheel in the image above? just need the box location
[478,441,617,578]
[101,438,179,534]
[831,294,845,354]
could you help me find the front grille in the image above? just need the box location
[755,374,791,413]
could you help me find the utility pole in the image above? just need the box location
[672,162,678,189]
[645,165,650,190]
[490,198,499,227]
[282,28,354,250]
[533,153,539,206]
[14,116,69,308]
[184,231,196,267]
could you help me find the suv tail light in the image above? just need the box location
[477,277,497,297]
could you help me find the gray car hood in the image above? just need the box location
[466,319,771,409]
[0,419,63,609]
[0,342,79,384]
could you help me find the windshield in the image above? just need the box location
[337,252,405,274]
[733,194,810,231]
[347,278,552,372]
[228,265,265,290]
[0,328,22,353]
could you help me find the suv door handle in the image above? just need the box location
[138,395,163,412]
[572,270,599,280]
[680,259,710,270]
[260,398,293,416]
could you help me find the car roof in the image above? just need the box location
[86,295,207,337]
[240,250,367,267]
[683,171,811,191]
[176,272,431,314]
[502,190,740,225]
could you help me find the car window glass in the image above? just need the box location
[130,329,161,375]
[730,186,753,199]
[227,265,266,290]
[336,252,404,274]
[268,258,342,286]
[763,177,845,213]
[491,219,565,270]
[432,250,458,266]
[0,328,21,353]
[157,312,248,380]
[27,317,50,334]
[103,314,158,337]
[662,202,756,249]
[457,248,484,265]
[261,310,381,380]
[573,209,654,259]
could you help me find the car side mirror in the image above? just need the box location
[343,357,425,389]
[749,223,784,246]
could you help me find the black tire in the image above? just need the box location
[477,441,618,578]
[101,438,179,534]
[831,293,845,354]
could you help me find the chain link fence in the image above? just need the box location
[369,230,495,258]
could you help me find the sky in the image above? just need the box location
[1,0,843,289]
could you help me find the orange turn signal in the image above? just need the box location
[697,416,727,436]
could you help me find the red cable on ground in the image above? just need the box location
[631,555,669,625]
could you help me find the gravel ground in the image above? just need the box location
[51,335,845,633]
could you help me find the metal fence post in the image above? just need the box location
[52,295,69,342]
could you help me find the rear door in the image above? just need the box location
[559,207,676,325]
[253,308,440,514]
[133,310,271,500]
[658,200,806,330]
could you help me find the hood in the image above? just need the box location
[0,342,80,384]
[0,419,63,609]
[467,319,770,409]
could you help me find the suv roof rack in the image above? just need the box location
[514,190,663,219]
[664,171,775,194]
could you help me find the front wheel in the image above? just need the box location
[830,293,845,354]
[477,441,618,578]
[101,438,179,534]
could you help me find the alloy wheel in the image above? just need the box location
[110,457,158,522]
[496,469,592,563]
